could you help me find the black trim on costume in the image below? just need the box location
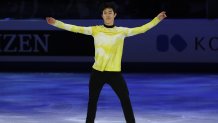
[104,24,115,28]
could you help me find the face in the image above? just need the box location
[102,8,117,26]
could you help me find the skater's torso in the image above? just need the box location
[53,17,160,71]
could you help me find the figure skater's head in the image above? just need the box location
[100,2,117,26]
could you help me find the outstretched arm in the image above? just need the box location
[125,11,167,37]
[46,17,92,35]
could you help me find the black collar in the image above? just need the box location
[104,24,115,28]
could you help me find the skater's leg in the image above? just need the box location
[86,69,105,123]
[108,73,135,123]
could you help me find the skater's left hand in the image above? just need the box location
[157,11,167,21]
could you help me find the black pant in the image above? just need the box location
[86,69,135,123]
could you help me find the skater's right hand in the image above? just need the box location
[46,17,56,25]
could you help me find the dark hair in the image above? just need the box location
[100,2,118,14]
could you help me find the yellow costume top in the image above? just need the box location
[52,17,160,71]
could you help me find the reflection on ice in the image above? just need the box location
[0,73,218,123]
[0,111,218,123]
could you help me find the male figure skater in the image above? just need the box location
[46,2,167,123]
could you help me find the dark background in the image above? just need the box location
[0,0,218,19]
